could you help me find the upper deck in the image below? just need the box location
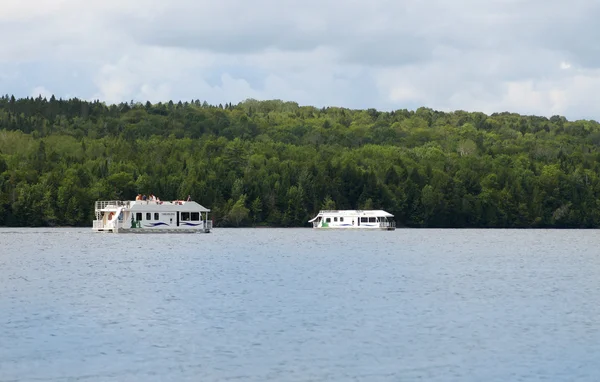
[95,200,210,212]
[313,210,393,217]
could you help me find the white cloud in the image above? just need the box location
[90,47,220,103]
[31,86,53,99]
[560,62,572,70]
[1,0,71,21]
[2,0,600,120]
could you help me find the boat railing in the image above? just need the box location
[92,220,104,230]
[95,200,131,210]
[379,220,396,228]
[206,220,213,230]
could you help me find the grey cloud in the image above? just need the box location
[121,0,435,66]
[120,0,600,71]
[4,0,600,120]
[336,32,433,67]
[536,23,600,68]
[133,23,328,54]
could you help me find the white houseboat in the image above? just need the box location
[308,210,396,230]
[92,199,212,233]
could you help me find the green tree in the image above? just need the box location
[250,196,262,225]
[321,195,336,210]
[227,194,249,227]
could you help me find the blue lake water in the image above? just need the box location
[1,227,600,381]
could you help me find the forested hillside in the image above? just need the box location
[1,95,600,228]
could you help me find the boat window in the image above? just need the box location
[340,217,344,222]
[334,217,338,222]
[326,217,331,223]
[369,217,376,223]
[360,217,368,223]
[154,213,159,220]
[136,212,142,221]
[191,212,200,221]
[146,213,151,220]
[181,212,190,221]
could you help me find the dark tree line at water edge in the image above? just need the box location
[2,95,600,228]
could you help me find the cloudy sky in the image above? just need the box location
[2,0,600,120]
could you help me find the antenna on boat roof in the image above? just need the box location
[187,195,191,201]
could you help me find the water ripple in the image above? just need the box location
[1,228,600,381]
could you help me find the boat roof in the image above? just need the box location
[308,209,393,222]
[96,200,210,212]
[129,201,210,212]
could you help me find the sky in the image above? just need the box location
[1,0,600,120]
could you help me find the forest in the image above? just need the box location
[1,95,600,228]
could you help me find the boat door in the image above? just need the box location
[176,212,180,226]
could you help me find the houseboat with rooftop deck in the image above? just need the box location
[92,199,212,233]
[308,210,396,230]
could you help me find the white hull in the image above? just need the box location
[95,227,210,234]
[313,225,395,230]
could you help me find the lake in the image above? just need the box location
[1,228,599,381]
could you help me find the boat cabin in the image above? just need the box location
[308,210,396,230]
[92,199,212,233]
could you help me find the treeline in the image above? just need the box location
[1,94,600,228]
